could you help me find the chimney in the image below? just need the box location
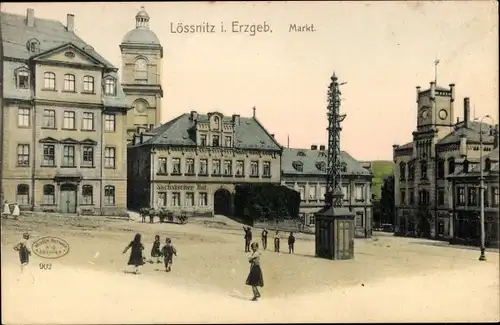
[231,114,240,126]
[190,111,198,122]
[463,97,470,128]
[449,83,455,102]
[26,8,35,27]
[416,86,421,103]
[311,145,318,150]
[66,14,75,32]
[271,134,275,138]
[319,145,326,151]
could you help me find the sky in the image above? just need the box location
[2,1,498,161]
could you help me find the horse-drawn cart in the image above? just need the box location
[139,208,188,225]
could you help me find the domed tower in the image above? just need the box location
[120,5,163,141]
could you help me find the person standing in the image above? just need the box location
[2,200,10,219]
[243,226,252,252]
[288,232,295,254]
[274,230,280,253]
[261,228,268,250]
[12,202,20,220]
[161,238,177,272]
[245,242,264,301]
[123,233,145,274]
[13,232,31,271]
[150,235,162,264]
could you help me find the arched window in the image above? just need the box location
[448,158,455,175]
[83,76,94,93]
[43,72,56,90]
[315,161,326,172]
[134,58,148,81]
[104,185,115,205]
[43,184,55,205]
[437,159,445,179]
[16,184,30,205]
[408,161,415,180]
[399,162,406,180]
[292,161,303,172]
[26,38,40,53]
[63,74,75,92]
[15,68,30,89]
[82,185,93,205]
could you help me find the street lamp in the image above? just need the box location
[478,115,494,261]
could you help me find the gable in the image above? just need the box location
[33,43,105,68]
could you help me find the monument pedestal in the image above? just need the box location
[314,206,355,260]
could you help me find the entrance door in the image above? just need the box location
[60,184,77,213]
[214,188,232,216]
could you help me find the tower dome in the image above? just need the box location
[121,6,161,46]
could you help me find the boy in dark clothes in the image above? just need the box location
[243,226,252,252]
[161,238,177,272]
[261,228,268,250]
[274,230,280,253]
[14,232,31,271]
[288,232,295,254]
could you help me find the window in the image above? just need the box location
[62,145,75,167]
[457,187,465,206]
[400,189,406,205]
[104,78,116,96]
[437,159,445,179]
[212,135,220,147]
[355,212,364,227]
[309,185,317,200]
[485,158,491,172]
[82,146,94,167]
[104,114,116,131]
[263,161,271,177]
[17,108,30,127]
[463,160,469,173]
[104,147,116,168]
[43,109,56,128]
[212,159,221,175]
[43,72,56,90]
[16,184,29,205]
[418,190,429,205]
[42,145,55,166]
[420,160,428,180]
[83,76,94,93]
[467,187,478,206]
[185,192,194,206]
[355,184,364,201]
[224,136,232,147]
[172,192,180,206]
[200,134,207,146]
[408,162,415,180]
[250,161,259,177]
[42,185,55,205]
[299,186,305,200]
[438,189,445,206]
[409,189,414,205]
[342,185,350,201]
[104,186,115,205]
[236,160,245,176]
[316,161,326,172]
[199,159,208,175]
[17,144,30,166]
[199,192,208,206]
[292,161,303,172]
[309,215,315,226]
[223,160,232,176]
[341,162,347,173]
[399,162,406,180]
[63,111,76,129]
[16,69,29,89]
[183,158,194,175]
[492,187,499,207]
[157,157,167,174]
[157,192,167,207]
[320,186,326,201]
[134,58,148,80]
[63,74,75,91]
[82,112,94,130]
[82,185,93,205]
[172,158,181,174]
[26,39,40,53]
[448,158,455,175]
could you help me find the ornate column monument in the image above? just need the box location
[314,72,355,260]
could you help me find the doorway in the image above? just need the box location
[214,188,232,216]
[60,183,77,213]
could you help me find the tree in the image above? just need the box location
[379,175,395,225]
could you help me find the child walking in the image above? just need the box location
[161,238,177,272]
[245,242,264,301]
[150,235,162,264]
[13,232,31,271]
[123,233,145,274]
[274,230,280,253]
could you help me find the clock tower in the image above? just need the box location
[120,5,163,141]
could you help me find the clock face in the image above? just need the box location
[136,59,147,70]
[438,109,448,120]
[135,101,146,113]
[420,108,429,119]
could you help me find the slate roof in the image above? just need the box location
[137,113,282,151]
[1,11,114,67]
[395,141,413,151]
[281,148,372,176]
[438,121,496,145]
[448,147,500,179]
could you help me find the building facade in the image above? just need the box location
[120,6,163,141]
[281,146,373,237]
[1,9,129,214]
[447,148,499,247]
[393,81,497,239]
[127,110,282,216]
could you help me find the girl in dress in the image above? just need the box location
[13,232,31,271]
[2,201,10,219]
[150,235,162,264]
[245,242,264,301]
[12,202,20,220]
[161,238,177,272]
[123,233,145,274]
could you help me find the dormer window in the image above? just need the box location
[485,158,491,172]
[104,77,116,96]
[212,135,220,147]
[316,161,326,172]
[292,161,303,172]
[297,151,306,157]
[26,38,40,53]
[200,134,207,146]
[341,162,347,173]
[15,68,30,89]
